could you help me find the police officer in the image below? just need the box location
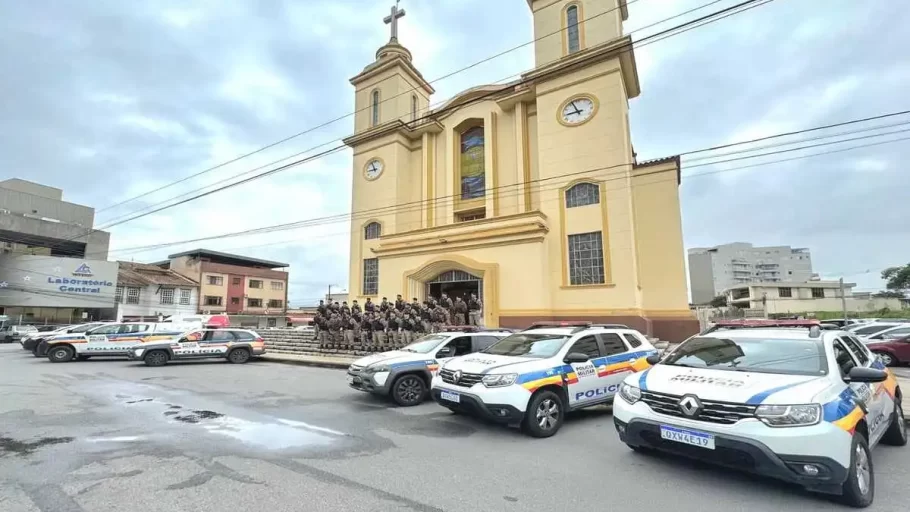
[351,300,362,316]
[380,297,390,314]
[349,314,361,348]
[395,294,405,312]
[431,305,445,332]
[440,293,454,324]
[371,314,384,347]
[343,314,355,348]
[412,297,421,310]
[454,297,468,326]
[402,313,415,344]
[317,299,327,317]
[361,312,373,349]
[387,312,400,347]
[341,301,351,317]
[468,293,483,326]
[327,313,342,347]
[315,312,327,347]
[364,297,375,314]
[420,302,432,333]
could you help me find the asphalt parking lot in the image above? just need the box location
[1,344,909,512]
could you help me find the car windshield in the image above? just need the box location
[661,336,827,376]
[482,333,571,358]
[401,335,449,353]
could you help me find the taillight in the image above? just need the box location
[255,337,264,343]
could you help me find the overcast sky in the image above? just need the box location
[2,0,907,305]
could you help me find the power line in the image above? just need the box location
[44,0,768,254]
[93,0,644,217]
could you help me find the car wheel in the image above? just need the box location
[881,398,907,446]
[391,374,426,406]
[839,432,874,508]
[47,346,75,363]
[227,348,251,364]
[34,341,48,357]
[874,351,896,367]
[143,350,169,367]
[522,390,564,438]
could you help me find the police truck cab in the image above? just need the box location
[430,322,657,437]
[613,321,906,508]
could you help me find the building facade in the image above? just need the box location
[114,262,199,322]
[159,249,289,316]
[723,280,903,315]
[688,242,814,305]
[344,1,695,340]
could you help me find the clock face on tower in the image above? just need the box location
[364,158,384,181]
[558,95,598,126]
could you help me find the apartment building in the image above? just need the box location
[115,261,198,321]
[156,249,288,315]
[688,242,814,304]
[723,280,903,315]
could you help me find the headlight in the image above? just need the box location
[364,364,390,374]
[755,404,821,427]
[619,383,641,404]
[481,373,517,387]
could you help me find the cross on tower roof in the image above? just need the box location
[383,1,406,43]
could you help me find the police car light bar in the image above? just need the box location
[702,319,839,334]
[527,321,592,329]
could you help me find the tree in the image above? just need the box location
[873,290,906,299]
[709,295,728,308]
[882,264,910,293]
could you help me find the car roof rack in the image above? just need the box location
[438,326,514,333]
[702,319,840,334]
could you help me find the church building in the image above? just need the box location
[344,0,697,341]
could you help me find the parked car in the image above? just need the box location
[846,322,909,339]
[28,322,108,355]
[0,324,38,343]
[128,328,265,366]
[862,324,910,344]
[43,322,188,362]
[866,334,910,367]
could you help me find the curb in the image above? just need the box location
[260,355,352,370]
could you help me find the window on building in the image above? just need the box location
[411,95,418,121]
[568,231,605,285]
[779,287,792,298]
[271,281,284,291]
[371,89,380,127]
[207,275,223,286]
[115,286,124,303]
[811,287,825,298]
[565,182,599,208]
[249,279,263,289]
[232,277,242,285]
[364,222,382,240]
[127,287,141,304]
[179,289,191,305]
[248,298,263,308]
[566,5,581,54]
[160,288,174,305]
[268,299,283,309]
[457,210,485,223]
[231,297,240,305]
[460,125,485,200]
[204,296,223,306]
[363,258,379,295]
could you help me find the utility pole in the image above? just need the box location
[327,284,333,303]
[840,277,848,320]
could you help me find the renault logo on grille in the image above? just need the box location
[678,395,702,417]
[452,370,463,384]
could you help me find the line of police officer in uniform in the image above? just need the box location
[312,293,483,351]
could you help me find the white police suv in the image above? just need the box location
[431,322,657,437]
[613,321,906,508]
[44,322,187,362]
[347,327,513,406]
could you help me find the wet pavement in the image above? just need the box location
[1,344,909,512]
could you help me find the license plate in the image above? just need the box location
[440,391,461,403]
[659,425,715,450]
[346,375,354,385]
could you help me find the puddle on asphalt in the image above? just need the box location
[171,410,225,424]
[0,436,74,457]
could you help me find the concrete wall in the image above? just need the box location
[530,0,624,67]
[688,250,716,304]
[0,255,118,308]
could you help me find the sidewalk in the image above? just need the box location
[260,352,354,370]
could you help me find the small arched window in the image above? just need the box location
[371,90,380,127]
[364,222,382,240]
[565,182,599,208]
[411,95,418,121]
[566,5,580,54]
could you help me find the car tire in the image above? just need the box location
[143,350,169,367]
[521,390,564,438]
[34,341,48,358]
[881,398,907,446]
[47,346,75,363]
[391,374,426,407]
[227,348,251,364]
[839,432,874,508]
[873,351,897,367]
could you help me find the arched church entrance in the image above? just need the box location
[425,270,482,303]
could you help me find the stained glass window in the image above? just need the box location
[565,182,600,208]
[567,5,580,54]
[460,126,485,200]
[568,231,605,285]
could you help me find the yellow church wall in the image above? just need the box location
[530,0,623,68]
[527,110,540,211]
[351,69,431,134]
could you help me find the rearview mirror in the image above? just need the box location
[564,352,589,364]
[646,353,661,365]
[845,367,887,383]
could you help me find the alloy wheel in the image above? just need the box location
[855,444,871,495]
[536,399,559,430]
[397,377,423,403]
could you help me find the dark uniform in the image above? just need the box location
[364,298,375,314]
[454,297,468,326]
[420,303,432,333]
[362,313,373,348]
[341,302,351,317]
[468,294,483,326]
[401,314,415,344]
[380,298,390,314]
[387,314,400,347]
[372,316,385,346]
[327,314,342,346]
[440,294,454,325]
[351,300,362,316]
[395,295,406,313]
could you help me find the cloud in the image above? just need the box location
[1,0,907,305]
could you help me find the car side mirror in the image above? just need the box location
[646,353,661,365]
[845,367,887,383]
[564,352,589,364]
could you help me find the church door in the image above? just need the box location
[425,270,482,303]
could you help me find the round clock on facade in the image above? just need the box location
[364,158,384,181]
[558,95,598,126]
